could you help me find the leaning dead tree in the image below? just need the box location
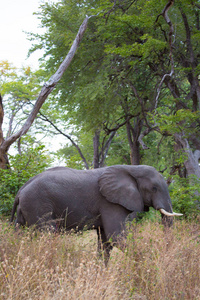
[0,16,90,169]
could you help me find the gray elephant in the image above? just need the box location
[10,165,182,263]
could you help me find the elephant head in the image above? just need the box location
[98,165,182,224]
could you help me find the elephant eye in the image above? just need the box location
[152,186,157,193]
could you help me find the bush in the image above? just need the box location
[0,145,51,216]
[169,175,200,219]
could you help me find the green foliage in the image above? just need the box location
[0,61,48,138]
[154,109,200,136]
[0,145,50,215]
[169,175,200,219]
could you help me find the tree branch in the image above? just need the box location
[38,112,89,170]
[103,113,138,134]
[138,128,152,150]
[155,0,175,110]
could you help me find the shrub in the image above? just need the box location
[169,175,200,219]
[0,145,51,215]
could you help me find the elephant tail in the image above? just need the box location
[10,195,19,223]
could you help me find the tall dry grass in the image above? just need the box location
[0,219,199,299]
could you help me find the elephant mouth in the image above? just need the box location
[159,208,183,217]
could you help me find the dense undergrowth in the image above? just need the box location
[0,219,199,299]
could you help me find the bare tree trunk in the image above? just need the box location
[174,134,200,178]
[0,95,4,145]
[93,130,100,169]
[126,120,140,165]
[0,149,10,169]
[0,16,89,170]
[130,141,140,165]
[0,95,9,169]
[99,131,116,167]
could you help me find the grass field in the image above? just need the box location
[0,219,200,299]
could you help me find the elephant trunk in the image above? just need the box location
[160,208,183,228]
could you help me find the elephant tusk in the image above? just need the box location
[159,208,183,217]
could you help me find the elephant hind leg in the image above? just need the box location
[35,212,58,231]
[97,227,113,266]
[15,206,26,227]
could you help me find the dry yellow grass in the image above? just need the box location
[0,219,199,299]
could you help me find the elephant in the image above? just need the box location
[10,165,182,264]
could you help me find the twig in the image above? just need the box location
[38,112,89,169]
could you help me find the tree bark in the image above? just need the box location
[0,16,89,169]
[174,134,200,178]
[0,95,4,146]
[93,130,100,169]
[126,120,140,165]
[99,131,116,167]
[0,95,10,169]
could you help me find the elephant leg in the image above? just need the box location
[36,212,57,231]
[20,209,57,231]
[15,206,26,227]
[97,227,113,266]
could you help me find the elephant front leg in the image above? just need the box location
[97,227,113,266]
[125,211,137,223]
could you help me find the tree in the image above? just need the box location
[30,0,200,178]
[152,0,200,178]
[97,0,200,176]
[0,16,89,169]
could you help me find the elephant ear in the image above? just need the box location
[98,166,144,212]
